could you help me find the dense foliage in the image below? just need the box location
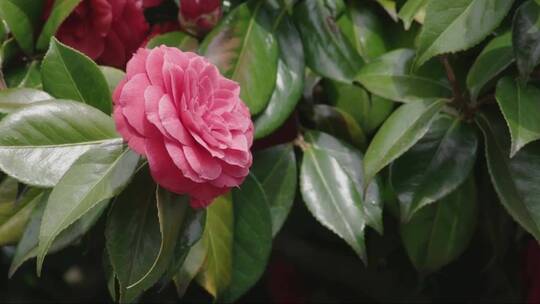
[1,0,540,302]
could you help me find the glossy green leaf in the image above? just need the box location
[0,188,42,246]
[363,99,446,186]
[309,104,366,149]
[200,1,278,115]
[338,3,388,62]
[477,111,540,241]
[0,100,119,187]
[254,13,304,139]
[356,49,452,102]
[0,88,52,114]
[398,0,429,30]
[390,115,478,222]
[224,174,272,302]
[106,170,160,303]
[100,66,125,93]
[294,0,363,82]
[0,38,20,67]
[196,195,234,298]
[42,38,112,114]
[300,143,367,261]
[401,178,477,273]
[325,80,394,134]
[305,131,383,234]
[174,239,206,297]
[37,142,140,274]
[251,144,297,236]
[513,1,540,80]
[467,31,514,101]
[415,0,513,67]
[10,191,107,277]
[0,0,42,54]
[146,31,199,51]
[36,0,83,50]
[495,77,540,156]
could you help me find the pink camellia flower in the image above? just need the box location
[178,0,222,36]
[45,0,149,68]
[113,46,253,208]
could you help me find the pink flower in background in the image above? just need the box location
[139,0,163,8]
[113,46,253,208]
[45,0,149,68]
[178,0,222,36]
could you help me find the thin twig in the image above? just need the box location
[440,55,463,105]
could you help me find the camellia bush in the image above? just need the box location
[1,0,540,302]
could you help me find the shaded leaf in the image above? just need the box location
[146,31,198,51]
[100,66,125,94]
[36,0,82,50]
[0,188,42,246]
[0,0,43,54]
[398,0,429,30]
[309,104,366,149]
[513,1,540,79]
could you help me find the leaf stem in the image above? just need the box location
[440,55,462,106]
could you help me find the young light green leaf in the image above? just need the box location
[0,88,52,114]
[294,0,363,82]
[146,31,198,51]
[363,99,446,186]
[356,49,452,102]
[300,146,367,261]
[305,131,384,234]
[477,111,540,241]
[0,100,120,187]
[254,13,304,139]
[467,31,514,101]
[390,115,478,222]
[42,38,112,114]
[224,173,273,302]
[196,195,234,298]
[251,144,297,236]
[200,1,278,115]
[36,0,83,50]
[338,3,388,62]
[37,142,140,274]
[398,0,429,30]
[401,178,477,273]
[415,0,514,67]
[100,66,125,93]
[495,77,540,157]
[513,1,540,80]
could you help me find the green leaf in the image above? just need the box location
[0,38,21,67]
[196,195,234,298]
[305,131,383,234]
[477,110,540,241]
[0,188,42,246]
[356,49,452,102]
[300,142,367,261]
[294,0,363,82]
[100,66,125,94]
[174,238,207,297]
[398,0,429,30]
[251,144,297,236]
[224,173,273,302]
[338,3,388,62]
[6,60,42,89]
[37,142,140,274]
[309,104,366,149]
[401,177,477,273]
[374,0,398,21]
[0,0,42,54]
[363,99,446,186]
[390,115,478,222]
[513,1,540,80]
[10,191,107,277]
[254,13,304,139]
[495,77,540,156]
[466,31,514,101]
[324,80,394,134]
[146,31,199,51]
[0,100,119,187]
[106,170,160,303]
[200,1,278,115]
[41,38,112,114]
[0,88,52,114]
[36,0,83,50]
[415,0,514,67]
